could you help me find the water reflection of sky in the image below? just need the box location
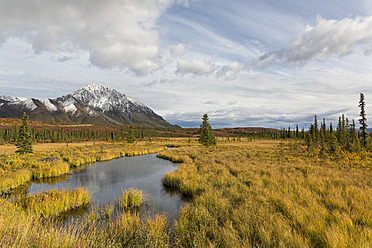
[28,153,182,220]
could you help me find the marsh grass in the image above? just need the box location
[18,188,90,218]
[3,138,369,247]
[0,187,170,247]
[161,140,372,247]
[0,141,174,247]
[118,187,144,209]
[0,142,168,193]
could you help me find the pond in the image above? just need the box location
[27,152,182,220]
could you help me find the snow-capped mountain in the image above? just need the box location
[0,84,174,127]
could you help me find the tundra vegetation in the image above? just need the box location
[1,100,372,246]
[1,136,371,247]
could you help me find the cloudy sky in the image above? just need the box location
[0,0,372,128]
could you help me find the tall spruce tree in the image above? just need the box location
[15,112,33,154]
[359,92,368,147]
[314,115,319,143]
[126,124,136,143]
[199,114,216,147]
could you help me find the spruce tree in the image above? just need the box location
[199,114,216,147]
[359,92,368,147]
[126,124,136,143]
[15,112,33,154]
[314,115,319,143]
[295,125,299,138]
[351,119,361,152]
[329,132,339,155]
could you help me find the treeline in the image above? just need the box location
[304,114,372,155]
[0,125,189,143]
[218,127,304,140]
[304,93,370,155]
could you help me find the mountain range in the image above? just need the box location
[0,84,175,128]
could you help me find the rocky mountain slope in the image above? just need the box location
[0,84,174,128]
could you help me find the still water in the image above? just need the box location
[27,153,182,219]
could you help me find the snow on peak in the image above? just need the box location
[0,95,27,102]
[40,98,58,112]
[71,83,149,113]
[0,95,37,111]
[127,97,146,108]
[24,99,37,111]
[59,97,77,114]
[81,83,112,93]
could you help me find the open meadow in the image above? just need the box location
[1,138,372,247]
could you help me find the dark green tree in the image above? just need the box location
[314,115,319,143]
[126,124,136,143]
[295,125,299,138]
[328,132,339,155]
[15,112,33,154]
[199,114,216,147]
[359,92,368,147]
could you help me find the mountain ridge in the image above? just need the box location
[0,84,175,128]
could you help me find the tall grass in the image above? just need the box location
[118,187,144,209]
[0,140,175,247]
[18,188,90,218]
[3,138,368,246]
[161,140,372,247]
[0,199,80,247]
[0,188,169,247]
[0,141,168,193]
[0,168,32,193]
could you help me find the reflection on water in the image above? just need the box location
[27,153,182,220]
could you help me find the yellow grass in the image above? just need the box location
[1,138,371,247]
[118,188,144,209]
[0,141,108,154]
[161,140,372,247]
[0,141,168,193]
[18,188,90,218]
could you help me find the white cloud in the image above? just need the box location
[255,15,372,67]
[170,43,192,57]
[217,61,247,79]
[0,0,187,75]
[176,59,216,75]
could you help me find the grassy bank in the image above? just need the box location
[18,188,90,218]
[0,188,169,247]
[0,141,168,194]
[2,138,371,247]
[160,140,372,247]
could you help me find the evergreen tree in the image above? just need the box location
[314,115,319,143]
[359,92,368,147]
[350,120,361,152]
[296,125,299,138]
[126,124,136,143]
[321,118,327,142]
[329,132,339,155]
[15,112,33,154]
[199,114,216,147]
[305,132,313,151]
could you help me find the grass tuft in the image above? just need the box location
[118,188,144,209]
